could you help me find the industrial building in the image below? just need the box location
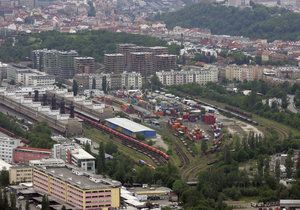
[74,57,95,74]
[104,53,125,74]
[0,137,21,163]
[105,118,156,139]
[33,164,121,210]
[13,146,52,164]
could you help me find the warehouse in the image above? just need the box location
[105,118,156,139]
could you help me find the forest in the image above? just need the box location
[0,30,167,63]
[157,3,300,41]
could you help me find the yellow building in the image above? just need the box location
[33,165,121,210]
[9,166,33,184]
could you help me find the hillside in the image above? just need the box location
[0,30,166,63]
[157,3,300,41]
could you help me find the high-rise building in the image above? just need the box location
[129,52,154,77]
[43,49,59,75]
[58,50,78,79]
[116,43,137,68]
[104,54,124,74]
[155,54,177,71]
[148,46,169,56]
[32,49,45,71]
[32,164,121,210]
[110,74,122,90]
[74,57,95,74]
[0,62,8,82]
[89,73,111,90]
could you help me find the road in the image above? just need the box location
[287,95,299,114]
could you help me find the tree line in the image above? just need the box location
[157,3,300,41]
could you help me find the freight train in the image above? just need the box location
[74,110,170,162]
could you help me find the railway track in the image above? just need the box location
[174,141,190,168]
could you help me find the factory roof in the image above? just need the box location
[71,148,95,160]
[105,118,155,133]
[34,165,121,190]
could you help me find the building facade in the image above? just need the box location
[0,137,21,163]
[155,54,177,71]
[9,166,32,184]
[225,65,263,81]
[104,54,125,74]
[121,72,143,90]
[58,50,78,79]
[33,165,121,210]
[129,52,154,77]
[74,57,95,74]
[156,65,218,86]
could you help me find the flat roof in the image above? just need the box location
[71,148,95,160]
[105,118,155,133]
[34,165,121,190]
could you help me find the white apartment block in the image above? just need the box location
[156,65,218,86]
[0,137,21,163]
[225,65,263,81]
[121,71,143,89]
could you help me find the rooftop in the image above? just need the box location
[34,165,121,190]
[14,146,51,153]
[105,117,155,133]
[0,159,11,170]
[71,148,95,160]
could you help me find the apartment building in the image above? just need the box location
[88,73,111,90]
[104,54,125,74]
[156,65,218,86]
[9,166,32,184]
[116,43,137,68]
[74,57,95,74]
[129,52,154,77]
[0,137,21,163]
[155,54,177,71]
[121,71,143,89]
[58,50,78,79]
[33,165,121,210]
[148,46,169,56]
[225,65,263,81]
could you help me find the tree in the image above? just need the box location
[72,80,78,96]
[61,205,66,210]
[25,199,30,210]
[201,140,208,155]
[150,75,163,91]
[92,77,96,89]
[102,76,107,94]
[275,159,281,180]
[172,179,188,197]
[84,143,91,154]
[96,142,106,174]
[286,154,293,178]
[296,157,300,179]
[10,193,16,210]
[41,195,50,210]
[104,142,118,155]
[0,170,9,187]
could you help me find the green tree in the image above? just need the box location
[72,80,78,96]
[104,142,118,155]
[275,159,281,180]
[150,75,163,91]
[10,193,16,210]
[25,199,30,210]
[102,76,107,94]
[172,179,188,197]
[41,195,50,210]
[0,170,9,187]
[61,205,66,210]
[96,142,106,174]
[296,157,300,179]
[286,154,293,178]
[84,143,91,154]
[201,140,208,155]
[92,77,96,89]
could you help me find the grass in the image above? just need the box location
[84,127,157,166]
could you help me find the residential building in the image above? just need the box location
[29,158,65,167]
[74,57,95,74]
[9,166,32,184]
[148,46,169,56]
[42,49,59,75]
[32,164,121,210]
[110,74,122,90]
[0,159,11,171]
[225,65,263,81]
[104,54,125,74]
[129,52,154,77]
[13,147,52,164]
[116,43,137,69]
[155,54,177,71]
[74,74,90,90]
[58,50,78,79]
[156,65,218,86]
[0,137,21,163]
[0,62,8,82]
[121,71,143,89]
